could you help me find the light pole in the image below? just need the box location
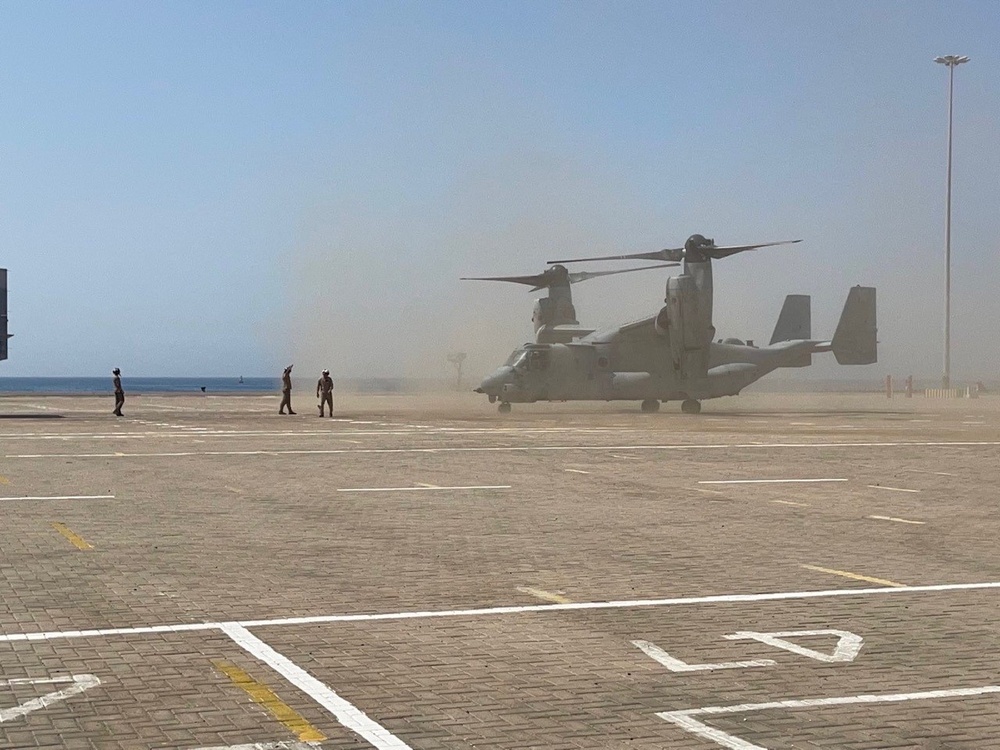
[934,54,969,390]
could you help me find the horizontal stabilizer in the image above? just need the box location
[832,286,877,365]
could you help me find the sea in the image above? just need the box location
[0,377,279,394]
[0,377,419,394]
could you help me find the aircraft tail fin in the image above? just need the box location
[832,286,877,365]
[770,294,811,344]
[0,269,7,361]
[769,294,811,367]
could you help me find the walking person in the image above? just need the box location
[316,369,334,417]
[112,367,125,417]
[279,364,296,414]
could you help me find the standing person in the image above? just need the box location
[279,364,296,414]
[316,369,334,417]
[112,368,125,417]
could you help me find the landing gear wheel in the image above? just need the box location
[681,399,701,414]
[498,402,512,414]
[488,394,497,403]
[640,399,660,413]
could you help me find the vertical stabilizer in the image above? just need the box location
[770,294,811,343]
[832,286,877,365]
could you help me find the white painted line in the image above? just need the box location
[564,469,590,474]
[657,685,1000,750]
[770,499,810,507]
[694,487,727,496]
[0,495,115,501]
[336,485,511,493]
[9,440,1000,460]
[221,623,411,750]
[698,479,847,485]
[4,580,1000,644]
[412,482,440,488]
[0,621,225,642]
[0,675,101,722]
[186,744,321,750]
[867,485,921,493]
[633,639,775,672]
[0,426,630,441]
[869,515,926,525]
[723,629,863,663]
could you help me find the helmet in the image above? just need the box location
[322,369,330,375]
[112,368,120,375]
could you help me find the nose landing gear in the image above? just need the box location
[640,399,660,413]
[498,402,512,413]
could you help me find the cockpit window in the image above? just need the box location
[504,348,525,367]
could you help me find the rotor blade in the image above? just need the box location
[460,273,549,287]
[547,248,683,264]
[568,263,678,284]
[707,239,801,258]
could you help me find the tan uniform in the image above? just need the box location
[113,374,125,416]
[316,375,334,416]
[279,369,295,414]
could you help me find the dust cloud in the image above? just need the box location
[282,153,671,390]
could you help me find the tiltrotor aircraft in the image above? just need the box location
[468,234,876,413]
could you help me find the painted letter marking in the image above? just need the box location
[0,674,101,722]
[632,640,776,672]
[724,629,863,663]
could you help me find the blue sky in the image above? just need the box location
[1,1,997,381]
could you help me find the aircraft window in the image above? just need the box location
[527,350,550,371]
[504,349,525,366]
[512,353,529,371]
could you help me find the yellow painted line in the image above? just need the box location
[0,475,9,485]
[213,660,326,742]
[771,499,810,507]
[516,586,572,604]
[801,564,905,588]
[51,522,94,550]
[869,515,926,525]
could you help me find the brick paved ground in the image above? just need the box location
[1,390,999,748]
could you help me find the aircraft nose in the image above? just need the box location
[477,368,510,395]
